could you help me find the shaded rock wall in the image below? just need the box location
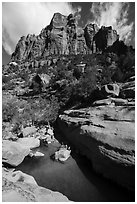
[94,26,119,52]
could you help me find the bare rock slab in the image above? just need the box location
[2,168,70,202]
[57,105,135,191]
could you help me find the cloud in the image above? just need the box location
[2,2,76,55]
[90,2,134,44]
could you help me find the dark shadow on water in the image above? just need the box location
[53,127,135,202]
[71,150,135,202]
[10,141,135,202]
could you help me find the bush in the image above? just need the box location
[48,53,115,109]
[72,65,97,100]
[2,98,18,122]
[73,67,82,79]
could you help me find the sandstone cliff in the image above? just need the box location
[11,13,119,62]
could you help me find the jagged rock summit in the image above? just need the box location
[11,12,119,62]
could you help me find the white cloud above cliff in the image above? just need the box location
[2,2,76,55]
[2,2,134,56]
[90,2,134,44]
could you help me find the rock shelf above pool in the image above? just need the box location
[57,102,135,191]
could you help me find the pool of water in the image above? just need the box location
[16,142,134,202]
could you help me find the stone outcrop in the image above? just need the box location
[94,26,119,52]
[2,168,70,202]
[21,126,37,137]
[2,137,40,166]
[2,140,30,166]
[84,23,99,53]
[56,83,135,191]
[11,13,119,62]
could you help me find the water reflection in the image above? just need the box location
[16,142,134,202]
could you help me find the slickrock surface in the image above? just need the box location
[57,99,135,191]
[2,168,70,202]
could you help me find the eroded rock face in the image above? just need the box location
[57,100,135,191]
[2,168,70,202]
[84,23,99,53]
[11,13,119,62]
[2,137,40,166]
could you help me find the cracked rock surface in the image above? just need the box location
[57,100,135,191]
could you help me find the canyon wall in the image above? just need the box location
[11,13,119,62]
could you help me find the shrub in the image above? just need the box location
[72,65,97,100]
[29,96,60,125]
[2,98,18,122]
[73,67,82,79]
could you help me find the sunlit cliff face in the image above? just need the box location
[2,2,134,55]
[2,2,76,55]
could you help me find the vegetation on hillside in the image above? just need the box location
[2,48,135,129]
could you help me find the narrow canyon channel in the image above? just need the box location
[16,141,134,202]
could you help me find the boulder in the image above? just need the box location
[2,140,30,166]
[2,137,40,166]
[2,169,70,202]
[47,128,54,136]
[57,104,135,191]
[17,137,40,149]
[33,151,44,157]
[22,126,37,137]
[54,147,71,162]
[101,83,120,97]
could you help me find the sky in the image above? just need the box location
[2,2,135,65]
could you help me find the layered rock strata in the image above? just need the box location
[57,97,135,191]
